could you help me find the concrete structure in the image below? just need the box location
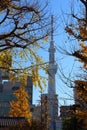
[0,93,16,116]
[31,105,41,121]
[0,70,18,116]
[47,15,58,130]
[0,117,26,129]
[0,70,33,116]
[26,76,33,106]
[56,118,63,130]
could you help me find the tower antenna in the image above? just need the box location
[51,15,54,42]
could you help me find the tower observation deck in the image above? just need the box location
[47,15,58,130]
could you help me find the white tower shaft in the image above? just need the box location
[48,15,57,95]
[47,15,58,130]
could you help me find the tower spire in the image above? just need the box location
[48,15,57,94]
[51,15,54,42]
[47,15,58,130]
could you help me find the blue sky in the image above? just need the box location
[33,0,81,108]
[0,0,82,114]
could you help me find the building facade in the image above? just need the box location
[0,70,33,116]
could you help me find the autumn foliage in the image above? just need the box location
[0,0,50,88]
[65,0,87,129]
[74,80,87,129]
[9,87,31,123]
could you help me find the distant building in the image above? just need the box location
[3,81,13,93]
[0,117,26,129]
[60,105,73,119]
[26,76,33,106]
[0,69,33,117]
[55,118,63,130]
[0,93,16,116]
[31,105,41,121]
